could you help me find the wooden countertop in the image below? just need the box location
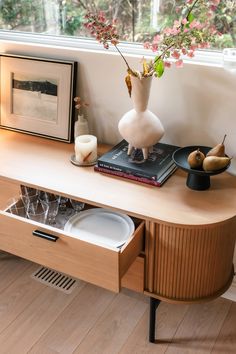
[0,130,236,226]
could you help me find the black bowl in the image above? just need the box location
[172,146,230,190]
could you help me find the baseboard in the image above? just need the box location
[221,277,236,302]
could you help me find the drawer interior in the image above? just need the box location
[5,195,88,232]
[4,188,143,249]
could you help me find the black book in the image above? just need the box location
[94,162,177,187]
[97,140,179,182]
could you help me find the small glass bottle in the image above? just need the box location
[74,114,89,140]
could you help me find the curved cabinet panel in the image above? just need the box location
[145,220,236,303]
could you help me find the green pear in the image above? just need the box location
[202,156,231,171]
[207,135,227,157]
[187,148,205,169]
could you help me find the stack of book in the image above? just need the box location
[94,140,179,187]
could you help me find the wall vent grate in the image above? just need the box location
[31,266,78,294]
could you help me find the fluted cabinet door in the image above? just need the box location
[145,219,236,303]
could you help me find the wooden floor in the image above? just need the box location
[0,253,235,354]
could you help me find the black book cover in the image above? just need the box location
[94,162,177,187]
[97,140,179,181]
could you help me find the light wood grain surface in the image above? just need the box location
[0,255,234,354]
[1,130,236,226]
[0,179,18,209]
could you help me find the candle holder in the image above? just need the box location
[70,154,97,167]
[71,134,97,167]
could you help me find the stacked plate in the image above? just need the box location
[64,208,135,248]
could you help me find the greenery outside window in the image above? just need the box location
[0,0,235,51]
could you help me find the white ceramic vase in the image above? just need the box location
[118,76,164,159]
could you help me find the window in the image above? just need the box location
[0,0,235,50]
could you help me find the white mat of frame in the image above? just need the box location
[31,266,79,294]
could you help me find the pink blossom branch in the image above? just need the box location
[186,0,201,19]
[83,0,221,79]
[152,0,210,66]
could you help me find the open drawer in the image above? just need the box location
[0,202,144,292]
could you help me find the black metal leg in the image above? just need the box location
[149,297,161,343]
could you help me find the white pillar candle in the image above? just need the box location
[75,135,97,164]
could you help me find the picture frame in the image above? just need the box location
[0,54,77,142]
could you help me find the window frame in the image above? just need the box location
[0,30,224,68]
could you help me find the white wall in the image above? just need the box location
[0,40,236,174]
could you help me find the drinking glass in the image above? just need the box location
[39,192,60,224]
[20,185,38,195]
[69,199,85,213]
[39,191,59,202]
[59,196,69,214]
[20,185,39,208]
[27,200,49,224]
[7,197,27,217]
[20,192,39,207]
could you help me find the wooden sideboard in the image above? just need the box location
[0,130,236,341]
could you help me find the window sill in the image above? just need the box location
[0,30,223,68]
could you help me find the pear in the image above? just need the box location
[203,156,231,171]
[187,148,205,169]
[207,135,227,157]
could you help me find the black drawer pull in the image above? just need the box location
[32,230,59,242]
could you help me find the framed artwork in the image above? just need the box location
[0,54,77,142]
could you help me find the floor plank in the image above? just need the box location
[211,301,236,354]
[28,284,116,354]
[73,293,148,354]
[119,302,189,354]
[0,253,30,293]
[0,263,45,334]
[0,271,85,354]
[165,297,232,354]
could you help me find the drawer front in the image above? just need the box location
[0,211,144,292]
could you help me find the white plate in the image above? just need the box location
[64,208,135,248]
